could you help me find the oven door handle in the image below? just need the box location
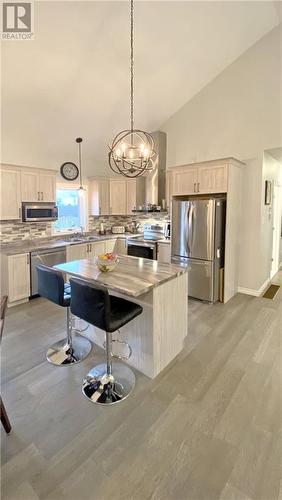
[127,242,155,249]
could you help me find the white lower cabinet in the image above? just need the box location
[115,239,127,255]
[7,253,30,302]
[66,243,87,261]
[87,241,106,258]
[105,239,117,253]
[67,241,111,262]
[157,243,171,263]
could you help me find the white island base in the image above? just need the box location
[82,272,188,379]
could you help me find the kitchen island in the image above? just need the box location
[55,255,188,378]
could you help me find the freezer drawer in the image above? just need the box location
[188,259,218,302]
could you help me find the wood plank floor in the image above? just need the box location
[1,272,282,500]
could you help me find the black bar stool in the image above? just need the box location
[36,265,92,366]
[70,278,143,405]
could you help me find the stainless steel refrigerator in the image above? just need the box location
[171,197,226,302]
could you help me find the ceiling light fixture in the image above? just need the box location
[108,0,157,178]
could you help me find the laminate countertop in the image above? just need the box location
[0,233,140,256]
[55,255,187,298]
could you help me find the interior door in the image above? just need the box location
[189,199,215,260]
[271,183,282,278]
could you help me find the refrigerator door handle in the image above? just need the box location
[190,203,195,249]
[187,202,193,255]
[186,203,191,254]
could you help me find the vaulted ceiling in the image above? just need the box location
[1,1,280,175]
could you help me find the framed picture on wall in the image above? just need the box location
[265,180,272,205]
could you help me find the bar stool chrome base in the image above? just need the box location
[82,362,135,405]
[47,335,92,366]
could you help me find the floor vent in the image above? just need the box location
[262,284,280,300]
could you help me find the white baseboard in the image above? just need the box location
[238,278,271,297]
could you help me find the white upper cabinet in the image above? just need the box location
[21,171,40,202]
[1,165,57,220]
[126,179,137,214]
[21,171,56,202]
[39,173,56,202]
[170,162,228,196]
[109,179,127,215]
[0,168,21,220]
[89,178,110,216]
[172,167,198,195]
[89,177,145,216]
[197,164,228,194]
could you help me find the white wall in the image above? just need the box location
[162,26,281,167]
[162,26,282,293]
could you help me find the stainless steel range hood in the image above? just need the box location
[134,131,167,211]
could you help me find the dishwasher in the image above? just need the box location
[31,246,67,296]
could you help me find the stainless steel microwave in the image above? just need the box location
[22,202,58,222]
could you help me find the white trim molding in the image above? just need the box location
[238,278,271,297]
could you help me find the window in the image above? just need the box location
[54,189,82,232]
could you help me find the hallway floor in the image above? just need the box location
[1,273,282,500]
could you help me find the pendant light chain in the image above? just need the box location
[76,137,84,190]
[108,0,157,178]
[130,0,134,133]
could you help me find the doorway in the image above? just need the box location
[271,182,282,279]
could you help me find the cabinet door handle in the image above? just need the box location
[197,182,200,192]
[19,207,21,218]
[86,244,89,253]
[41,192,43,200]
[99,206,101,215]
[37,192,40,201]
[26,254,29,264]
[193,183,196,193]
[89,244,91,252]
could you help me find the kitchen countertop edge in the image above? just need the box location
[0,233,141,256]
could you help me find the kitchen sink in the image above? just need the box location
[68,237,84,242]
[68,235,100,243]
[84,236,100,241]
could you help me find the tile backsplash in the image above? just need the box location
[0,213,170,243]
[88,213,170,233]
[0,221,52,243]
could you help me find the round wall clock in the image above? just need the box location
[60,162,79,181]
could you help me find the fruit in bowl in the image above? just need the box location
[96,252,118,272]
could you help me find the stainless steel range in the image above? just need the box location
[127,223,167,260]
